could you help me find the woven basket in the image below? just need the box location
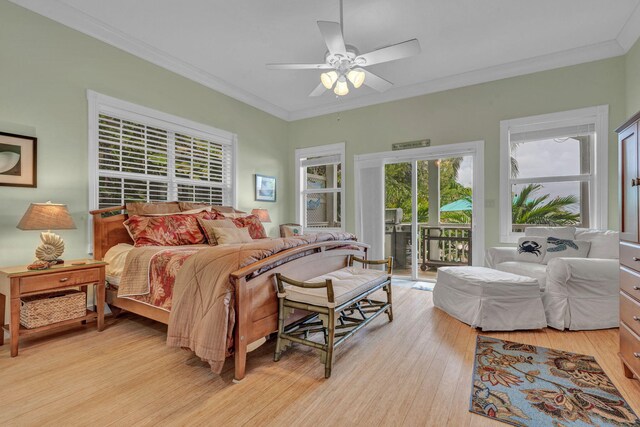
[20,290,86,329]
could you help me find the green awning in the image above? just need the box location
[440,199,472,212]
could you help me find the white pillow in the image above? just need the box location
[515,237,547,263]
[574,229,619,259]
[525,226,576,240]
[542,237,591,264]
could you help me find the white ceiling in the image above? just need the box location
[11,0,640,121]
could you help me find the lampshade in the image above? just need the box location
[251,208,272,223]
[347,69,366,89]
[17,202,76,231]
[321,71,338,89]
[334,75,349,96]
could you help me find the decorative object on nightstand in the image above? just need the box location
[251,208,272,223]
[17,201,76,264]
[0,259,106,357]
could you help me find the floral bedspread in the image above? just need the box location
[129,247,203,311]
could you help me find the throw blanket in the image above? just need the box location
[117,232,356,373]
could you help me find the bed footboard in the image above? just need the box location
[230,242,368,381]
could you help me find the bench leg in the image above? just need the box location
[274,297,285,362]
[385,282,393,322]
[324,310,336,378]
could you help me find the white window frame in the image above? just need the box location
[87,90,238,212]
[295,142,345,232]
[499,105,608,243]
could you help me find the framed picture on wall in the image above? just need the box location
[255,174,276,202]
[0,132,37,188]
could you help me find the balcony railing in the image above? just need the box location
[419,224,472,271]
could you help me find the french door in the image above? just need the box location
[355,142,484,281]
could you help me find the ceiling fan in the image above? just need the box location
[266,0,421,97]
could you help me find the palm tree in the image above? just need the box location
[512,184,580,225]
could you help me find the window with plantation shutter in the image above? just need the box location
[88,91,237,211]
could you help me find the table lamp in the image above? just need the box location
[17,201,77,263]
[251,208,272,223]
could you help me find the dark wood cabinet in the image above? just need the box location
[616,113,640,381]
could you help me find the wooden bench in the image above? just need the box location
[274,256,393,378]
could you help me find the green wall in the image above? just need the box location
[0,0,637,271]
[288,57,627,249]
[0,1,289,267]
[626,37,640,117]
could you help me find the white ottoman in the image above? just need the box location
[433,266,546,331]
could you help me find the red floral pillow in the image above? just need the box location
[232,215,267,239]
[124,213,209,246]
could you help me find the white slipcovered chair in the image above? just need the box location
[486,227,619,330]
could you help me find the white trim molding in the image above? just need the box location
[294,142,346,233]
[10,0,640,122]
[499,105,609,243]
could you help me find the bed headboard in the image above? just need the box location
[90,205,133,261]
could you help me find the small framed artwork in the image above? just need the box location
[255,174,276,202]
[0,132,37,188]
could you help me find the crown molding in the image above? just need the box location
[616,2,640,51]
[288,40,625,121]
[9,0,291,121]
[10,0,640,123]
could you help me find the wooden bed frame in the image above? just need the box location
[89,206,368,381]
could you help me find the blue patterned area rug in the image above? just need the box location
[470,336,640,427]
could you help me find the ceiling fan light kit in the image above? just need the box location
[321,70,338,89]
[347,69,365,89]
[266,0,421,98]
[334,75,349,96]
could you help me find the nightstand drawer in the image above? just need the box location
[620,266,640,301]
[19,268,101,294]
[621,292,640,337]
[620,323,640,377]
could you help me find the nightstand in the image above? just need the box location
[0,259,106,356]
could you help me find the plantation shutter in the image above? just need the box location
[97,113,170,208]
[92,99,236,210]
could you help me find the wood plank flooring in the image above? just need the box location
[1,287,639,426]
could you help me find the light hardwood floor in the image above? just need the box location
[1,287,639,426]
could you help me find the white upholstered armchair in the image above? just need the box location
[486,227,619,330]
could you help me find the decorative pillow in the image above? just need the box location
[197,218,237,245]
[542,237,591,264]
[524,226,576,240]
[221,211,250,219]
[212,226,253,244]
[178,202,245,215]
[126,201,181,216]
[515,237,547,263]
[282,225,302,237]
[574,229,619,259]
[231,215,267,239]
[123,213,207,246]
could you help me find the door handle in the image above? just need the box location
[633,178,638,187]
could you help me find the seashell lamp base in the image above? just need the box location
[35,231,65,263]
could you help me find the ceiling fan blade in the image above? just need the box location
[309,83,327,97]
[356,39,421,66]
[317,21,347,56]
[362,69,393,92]
[266,63,332,70]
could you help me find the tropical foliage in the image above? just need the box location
[384,156,580,227]
[512,183,579,226]
[385,158,470,223]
